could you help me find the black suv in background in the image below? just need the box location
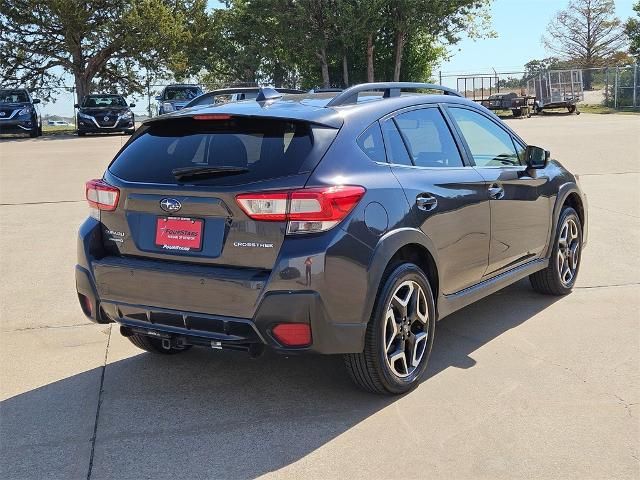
[75,94,136,136]
[156,84,203,114]
[0,88,42,137]
[76,83,587,394]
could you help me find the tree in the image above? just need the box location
[543,0,628,88]
[0,0,206,100]
[626,1,640,62]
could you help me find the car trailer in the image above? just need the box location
[456,75,535,118]
[527,69,583,114]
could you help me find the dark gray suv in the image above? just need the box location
[76,83,587,394]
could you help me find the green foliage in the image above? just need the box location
[626,1,640,62]
[199,0,493,88]
[0,0,208,99]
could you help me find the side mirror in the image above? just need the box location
[525,145,549,169]
[32,98,41,104]
[155,95,162,101]
[129,103,136,108]
[74,103,79,109]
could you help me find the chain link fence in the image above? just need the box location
[438,64,639,110]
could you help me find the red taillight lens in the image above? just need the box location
[272,323,312,347]
[85,179,120,211]
[236,186,365,234]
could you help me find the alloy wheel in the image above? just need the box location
[557,217,580,287]
[383,280,430,378]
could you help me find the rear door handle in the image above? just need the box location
[488,183,505,199]
[416,194,438,211]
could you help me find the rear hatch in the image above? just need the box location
[93,114,338,317]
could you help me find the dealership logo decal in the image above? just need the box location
[160,198,182,212]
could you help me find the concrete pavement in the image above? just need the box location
[1,114,638,479]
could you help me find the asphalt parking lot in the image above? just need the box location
[1,114,638,479]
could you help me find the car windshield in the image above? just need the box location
[82,95,127,108]
[0,89,29,103]
[164,87,201,101]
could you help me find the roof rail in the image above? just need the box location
[325,82,461,107]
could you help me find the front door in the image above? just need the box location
[381,106,491,295]
[445,106,551,276]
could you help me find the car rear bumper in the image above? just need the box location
[76,263,365,354]
[75,219,367,354]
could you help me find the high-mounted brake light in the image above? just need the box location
[85,179,120,211]
[193,114,232,121]
[236,185,365,234]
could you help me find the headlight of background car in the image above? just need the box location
[17,107,32,117]
[78,112,93,120]
[162,102,174,113]
[121,111,133,120]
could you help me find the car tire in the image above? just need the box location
[29,128,38,138]
[344,263,436,395]
[127,333,192,355]
[77,131,86,136]
[530,207,582,295]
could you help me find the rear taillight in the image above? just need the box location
[236,185,365,234]
[85,179,120,211]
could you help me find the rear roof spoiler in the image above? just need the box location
[325,82,461,107]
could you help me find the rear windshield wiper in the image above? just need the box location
[172,165,249,180]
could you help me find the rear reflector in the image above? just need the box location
[85,179,120,211]
[272,323,312,347]
[236,185,365,234]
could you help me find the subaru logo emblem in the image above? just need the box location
[103,116,109,122]
[160,198,182,212]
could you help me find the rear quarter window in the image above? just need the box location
[108,118,325,186]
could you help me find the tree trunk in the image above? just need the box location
[393,30,405,82]
[317,48,330,88]
[342,53,349,87]
[366,33,374,83]
[74,72,91,102]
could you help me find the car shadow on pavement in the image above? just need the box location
[1,279,562,479]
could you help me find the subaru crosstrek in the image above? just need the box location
[0,88,42,137]
[76,83,587,394]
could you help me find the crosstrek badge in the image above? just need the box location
[155,217,204,251]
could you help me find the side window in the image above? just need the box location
[394,108,464,168]
[448,107,521,167]
[357,122,386,163]
[381,119,412,166]
[513,139,526,164]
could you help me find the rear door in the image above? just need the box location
[102,116,338,270]
[445,106,551,276]
[381,105,490,295]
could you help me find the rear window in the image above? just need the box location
[109,118,317,185]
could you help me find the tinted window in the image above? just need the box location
[357,123,386,163]
[394,108,463,168]
[381,120,412,166]
[109,118,317,185]
[448,107,521,167]
[0,89,29,103]
[82,95,127,108]
[163,87,201,101]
